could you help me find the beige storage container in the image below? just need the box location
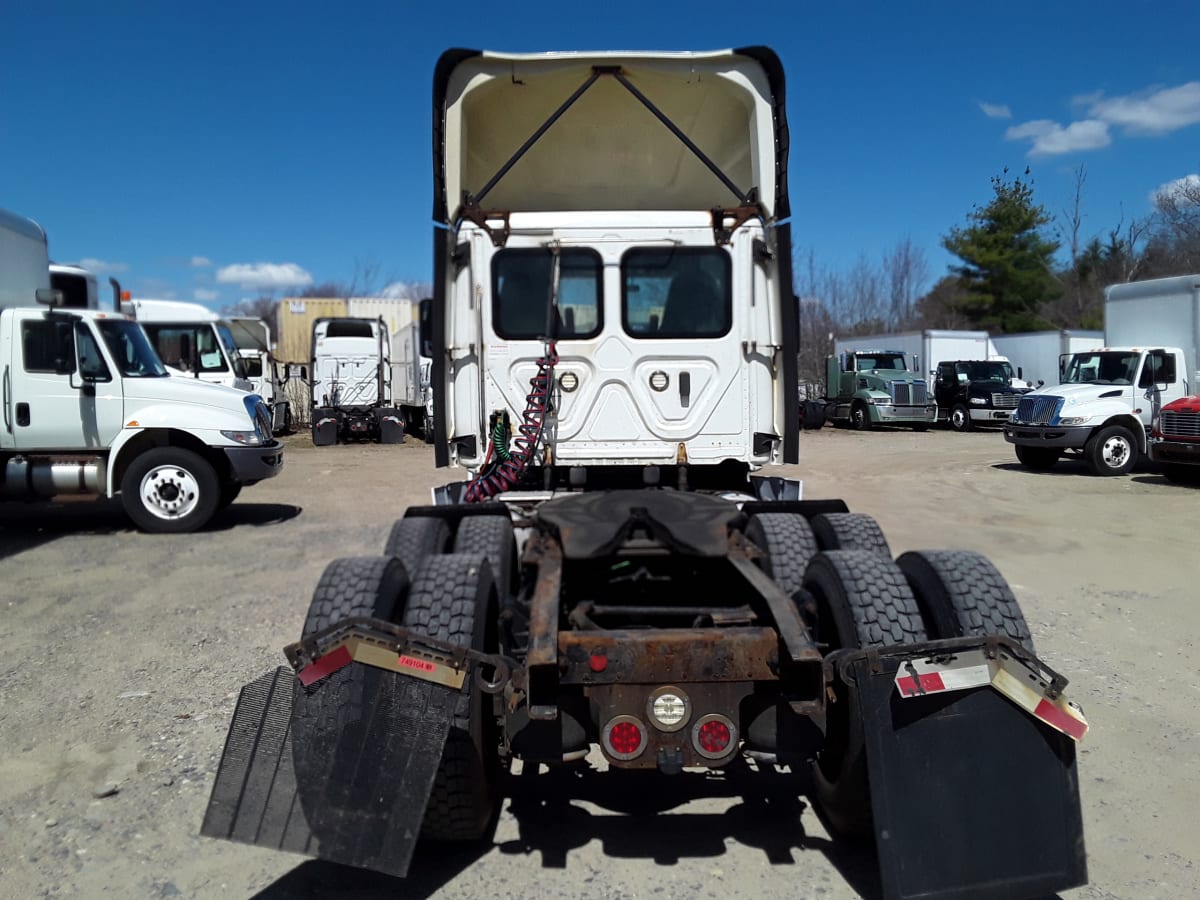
[276,297,347,365]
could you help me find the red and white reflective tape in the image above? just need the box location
[894,648,1088,742]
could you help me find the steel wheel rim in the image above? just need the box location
[140,465,201,520]
[952,409,966,429]
[1101,436,1131,468]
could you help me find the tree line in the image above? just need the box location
[795,165,1200,387]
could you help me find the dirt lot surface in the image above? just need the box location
[2,427,1197,899]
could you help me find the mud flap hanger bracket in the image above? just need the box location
[285,616,521,695]
[455,65,766,247]
[825,634,1069,699]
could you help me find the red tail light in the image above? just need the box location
[692,714,737,759]
[602,715,647,761]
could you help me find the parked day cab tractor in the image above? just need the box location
[309,316,405,445]
[203,49,1088,899]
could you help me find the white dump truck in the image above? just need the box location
[204,49,1088,899]
[1005,274,1198,474]
[1,208,284,532]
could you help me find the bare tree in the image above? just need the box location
[882,238,929,329]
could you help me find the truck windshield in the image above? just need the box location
[855,354,907,371]
[216,324,249,379]
[96,321,169,378]
[1063,351,1139,385]
[956,361,1013,382]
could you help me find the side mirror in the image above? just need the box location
[418,298,433,359]
[957,373,968,384]
[1158,354,1177,385]
[1017,366,1024,380]
[37,288,64,307]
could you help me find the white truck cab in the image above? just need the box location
[122,298,254,393]
[1,209,284,532]
[429,50,799,483]
[1005,346,1188,474]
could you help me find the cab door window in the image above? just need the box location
[21,319,74,373]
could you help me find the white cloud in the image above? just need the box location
[194,288,220,302]
[78,257,129,275]
[1151,173,1200,205]
[979,102,1011,119]
[215,262,313,290]
[1005,119,1110,156]
[1089,82,1200,135]
[191,256,212,268]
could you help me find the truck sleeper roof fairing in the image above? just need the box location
[430,48,798,466]
[434,48,790,221]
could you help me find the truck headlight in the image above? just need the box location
[969,397,987,405]
[1057,416,1089,426]
[221,429,264,446]
[868,398,892,406]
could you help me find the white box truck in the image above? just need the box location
[991,330,1104,388]
[834,330,995,381]
[1,208,284,531]
[1005,274,1198,474]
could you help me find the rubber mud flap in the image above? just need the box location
[201,666,457,878]
[847,656,1087,900]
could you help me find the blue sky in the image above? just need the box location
[3,1,1198,312]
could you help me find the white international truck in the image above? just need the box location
[121,297,254,393]
[1005,274,1198,474]
[1,208,284,532]
[204,49,1088,899]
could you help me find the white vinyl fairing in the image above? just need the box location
[442,51,779,219]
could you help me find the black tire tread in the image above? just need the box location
[897,550,1033,652]
[384,516,451,577]
[453,515,516,600]
[805,550,926,647]
[402,553,499,841]
[745,513,818,598]
[811,513,891,558]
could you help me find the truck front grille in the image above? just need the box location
[991,393,1021,409]
[890,381,928,405]
[1016,396,1061,425]
[1160,411,1200,438]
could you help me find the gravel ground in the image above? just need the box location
[1,427,1197,899]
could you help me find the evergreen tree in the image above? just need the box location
[941,172,1061,332]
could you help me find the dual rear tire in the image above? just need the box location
[292,512,517,844]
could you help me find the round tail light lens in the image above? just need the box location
[602,715,647,761]
[692,714,737,759]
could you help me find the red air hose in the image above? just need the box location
[464,341,558,502]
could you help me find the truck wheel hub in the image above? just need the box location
[141,466,200,519]
[1102,437,1130,467]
